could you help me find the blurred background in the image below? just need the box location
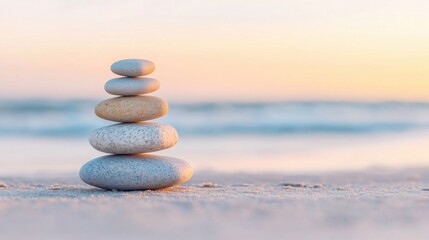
[1,0,429,175]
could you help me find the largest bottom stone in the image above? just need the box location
[80,154,193,190]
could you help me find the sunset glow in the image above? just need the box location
[0,0,428,101]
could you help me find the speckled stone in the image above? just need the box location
[80,154,193,190]
[89,122,178,154]
[104,77,160,96]
[111,59,155,77]
[95,96,168,122]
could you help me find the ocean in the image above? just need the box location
[2,99,429,137]
[1,99,429,175]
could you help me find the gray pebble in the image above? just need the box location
[89,122,178,154]
[80,154,193,190]
[104,77,160,96]
[111,59,155,77]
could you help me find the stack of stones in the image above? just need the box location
[80,59,193,191]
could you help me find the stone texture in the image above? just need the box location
[95,96,168,122]
[79,154,193,190]
[111,59,155,77]
[89,122,178,154]
[104,77,160,96]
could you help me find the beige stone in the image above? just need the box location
[95,96,168,122]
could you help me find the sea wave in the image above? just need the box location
[2,99,429,137]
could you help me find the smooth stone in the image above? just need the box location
[89,122,178,154]
[111,59,155,77]
[95,96,168,122]
[104,77,160,96]
[80,154,193,190]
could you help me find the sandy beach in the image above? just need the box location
[1,168,429,240]
[2,1,429,239]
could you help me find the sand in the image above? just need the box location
[1,169,429,240]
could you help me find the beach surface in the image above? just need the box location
[1,169,429,240]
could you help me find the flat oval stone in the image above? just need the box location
[89,122,178,154]
[104,77,160,96]
[111,59,155,77]
[95,96,168,122]
[80,154,193,190]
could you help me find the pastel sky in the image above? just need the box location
[0,0,428,101]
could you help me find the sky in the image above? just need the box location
[0,0,428,101]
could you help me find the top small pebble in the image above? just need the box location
[111,59,155,77]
